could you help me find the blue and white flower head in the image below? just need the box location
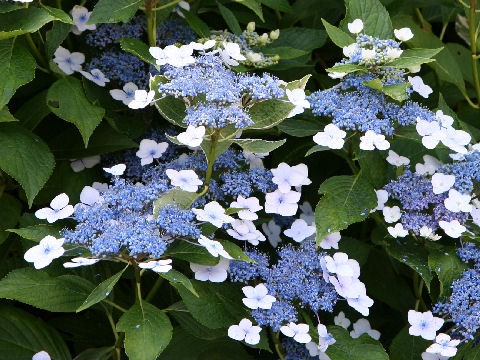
[71,6,96,35]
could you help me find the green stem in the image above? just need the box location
[439,22,448,41]
[469,0,480,106]
[145,276,164,303]
[105,311,121,360]
[270,329,286,360]
[103,299,128,313]
[144,1,157,47]
[153,0,182,11]
[204,132,218,187]
[56,0,62,9]
[459,87,480,108]
[25,33,49,69]
[415,8,429,30]
[134,266,143,304]
[413,272,425,311]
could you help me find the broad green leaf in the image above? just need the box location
[0,7,55,39]
[150,75,187,128]
[321,19,355,47]
[277,118,323,137]
[165,241,219,266]
[0,108,17,122]
[342,0,393,39]
[77,266,128,312]
[153,189,199,218]
[0,4,19,13]
[116,302,173,360]
[261,46,308,59]
[0,268,94,312]
[217,3,242,35]
[217,240,255,263]
[464,347,480,360]
[7,224,62,241]
[0,38,36,108]
[315,174,377,244]
[87,0,143,24]
[233,0,264,21]
[0,193,21,244]
[160,270,199,297]
[247,100,294,130]
[305,144,330,156]
[40,5,73,24]
[326,63,366,74]
[259,0,293,12]
[180,9,211,38]
[14,90,50,130]
[73,347,114,360]
[428,247,467,297]
[0,123,55,206]
[47,77,105,147]
[233,139,286,153]
[263,28,327,54]
[385,48,443,68]
[0,304,71,359]
[168,310,225,340]
[389,326,430,360]
[45,21,71,59]
[120,37,156,66]
[363,78,409,101]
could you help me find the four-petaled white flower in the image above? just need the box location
[408,76,433,98]
[386,150,410,167]
[177,125,205,148]
[136,139,168,166]
[350,318,381,340]
[383,206,402,223]
[394,27,414,41]
[242,283,276,310]
[439,219,466,238]
[319,232,341,250]
[348,19,364,34]
[271,163,311,193]
[284,219,316,242]
[53,46,85,75]
[431,173,456,194]
[372,189,389,212]
[408,310,444,340]
[139,259,173,273]
[192,201,235,228]
[35,193,74,223]
[387,223,408,238]
[347,288,374,316]
[262,219,282,247]
[110,82,138,105]
[80,68,110,87]
[306,323,335,355]
[190,258,230,282]
[334,311,351,329]
[128,90,155,109]
[419,226,441,241]
[227,220,266,245]
[329,275,366,299]
[188,40,216,51]
[286,89,310,118]
[166,169,203,192]
[103,164,126,176]
[70,155,101,172]
[63,257,100,268]
[280,322,312,344]
[32,351,51,360]
[264,189,301,216]
[313,124,347,150]
[324,252,360,277]
[444,189,472,213]
[150,44,196,67]
[228,318,262,345]
[426,333,460,357]
[24,236,65,269]
[219,42,246,66]
[198,235,233,259]
[230,195,263,220]
[71,6,96,35]
[359,130,390,151]
[421,352,449,360]
[416,155,442,175]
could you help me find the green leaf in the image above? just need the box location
[217,239,255,263]
[47,77,105,147]
[7,224,61,242]
[73,347,114,360]
[116,302,173,360]
[120,37,156,66]
[165,241,219,266]
[232,0,264,21]
[0,193,21,244]
[168,309,225,340]
[326,63,366,74]
[40,5,73,24]
[261,46,308,59]
[258,0,293,13]
[0,123,55,206]
[428,247,467,297]
[0,108,17,122]
[363,78,409,101]
[0,268,94,312]
[263,28,327,54]
[277,118,323,137]
[77,266,128,312]
[160,270,199,297]
[0,4,19,13]
[45,21,71,59]
[305,144,330,156]
[87,0,143,24]
[153,188,199,218]
[0,7,55,39]
[150,75,187,128]
[315,174,377,245]
[0,304,71,359]
[321,19,355,47]
[217,3,241,35]
[180,9,211,38]
[233,139,286,153]
[342,0,393,39]
[0,38,36,108]
[384,48,443,68]
[389,326,430,360]
[247,100,294,130]
[14,90,50,130]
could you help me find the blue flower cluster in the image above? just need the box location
[157,54,285,128]
[343,34,402,66]
[85,16,145,48]
[156,19,197,46]
[229,240,338,330]
[283,339,316,360]
[438,151,480,193]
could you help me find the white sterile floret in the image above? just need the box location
[408,76,433,98]
[324,253,360,277]
[24,236,65,269]
[347,19,364,34]
[190,257,230,282]
[334,311,351,329]
[359,130,390,151]
[415,155,442,175]
[79,186,101,206]
[264,189,301,216]
[32,351,51,360]
[343,43,359,58]
[110,82,138,105]
[35,193,74,223]
[444,189,472,213]
[347,288,374,316]
[188,40,216,51]
[286,89,310,118]
[149,47,170,66]
[243,151,267,169]
[306,323,335,355]
[138,259,172,273]
[280,322,312,344]
[372,189,389,212]
[228,319,262,345]
[103,164,126,176]
[71,6,96,34]
[416,118,444,150]
[136,139,168,166]
[313,124,346,150]
[361,49,376,61]
[329,72,347,79]
[53,46,85,75]
[329,276,366,299]
[421,352,450,360]
[70,155,101,172]
[262,220,282,247]
[383,206,402,223]
[192,201,235,228]
[166,169,203,192]
[165,44,195,67]
[219,42,246,66]
[198,235,233,259]
[230,195,262,220]
[319,232,341,250]
[284,219,316,242]
[177,125,206,148]
[408,310,444,340]
[63,257,100,268]
[242,283,276,310]
[442,127,472,154]
[387,223,408,238]
[80,69,110,87]
[426,333,460,357]
[431,173,456,194]
[439,219,466,238]
[436,110,454,127]
[350,319,381,340]
[128,90,155,109]
[271,163,311,193]
[419,226,441,241]
[227,220,266,245]
[394,27,414,41]
[386,150,410,167]
[386,47,403,60]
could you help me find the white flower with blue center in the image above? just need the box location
[408,310,444,340]
[24,236,65,269]
[110,82,138,105]
[35,193,74,223]
[242,283,276,310]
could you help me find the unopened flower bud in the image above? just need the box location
[258,33,269,45]
[247,22,256,32]
[246,51,262,63]
[270,29,280,40]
